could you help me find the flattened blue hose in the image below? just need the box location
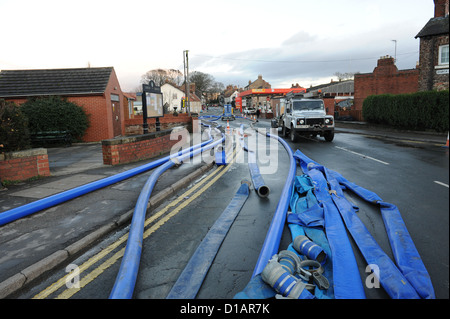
[166,181,250,299]
[252,129,296,277]
[294,149,434,299]
[109,133,226,299]
[323,167,420,299]
[0,134,214,227]
[329,169,435,299]
[293,150,366,299]
[238,125,270,197]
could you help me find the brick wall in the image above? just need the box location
[0,148,50,182]
[102,129,182,165]
[354,57,419,117]
[124,113,193,135]
[418,34,450,91]
[67,95,110,142]
[434,0,449,17]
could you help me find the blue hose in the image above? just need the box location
[238,125,270,197]
[109,133,226,299]
[166,180,250,299]
[199,115,221,121]
[0,133,214,227]
[252,129,296,277]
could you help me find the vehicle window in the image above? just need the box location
[293,101,324,111]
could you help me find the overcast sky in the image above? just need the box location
[0,0,436,91]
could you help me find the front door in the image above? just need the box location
[111,94,122,137]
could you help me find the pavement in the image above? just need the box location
[335,121,448,146]
[0,133,217,298]
[0,120,448,298]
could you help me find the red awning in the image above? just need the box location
[238,87,306,98]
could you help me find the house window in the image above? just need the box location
[439,44,449,65]
[111,93,120,102]
[128,100,133,116]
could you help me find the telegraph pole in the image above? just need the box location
[183,50,191,115]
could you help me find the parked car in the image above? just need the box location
[244,107,257,115]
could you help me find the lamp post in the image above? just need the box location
[391,40,397,63]
[183,50,191,115]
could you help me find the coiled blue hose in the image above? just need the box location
[0,132,214,227]
[109,132,226,299]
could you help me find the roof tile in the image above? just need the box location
[0,67,113,97]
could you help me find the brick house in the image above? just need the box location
[0,67,125,142]
[415,0,449,91]
[244,75,272,109]
[353,56,420,118]
[245,74,271,91]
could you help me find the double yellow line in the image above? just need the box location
[34,147,240,299]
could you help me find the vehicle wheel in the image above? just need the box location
[324,131,334,142]
[282,124,288,137]
[290,126,299,142]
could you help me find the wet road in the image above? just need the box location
[15,110,449,299]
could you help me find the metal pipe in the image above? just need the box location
[0,132,214,227]
[109,133,226,299]
[251,129,296,277]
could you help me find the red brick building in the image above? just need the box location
[353,57,419,116]
[0,67,125,142]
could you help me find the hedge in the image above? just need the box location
[21,96,90,141]
[362,90,449,132]
[0,99,31,152]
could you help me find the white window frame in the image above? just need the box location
[128,100,133,116]
[438,44,449,66]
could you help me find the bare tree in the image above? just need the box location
[333,72,357,81]
[189,71,214,95]
[209,81,225,93]
[141,69,184,87]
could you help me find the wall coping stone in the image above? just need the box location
[101,129,175,146]
[0,148,47,161]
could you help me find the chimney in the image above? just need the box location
[434,0,449,17]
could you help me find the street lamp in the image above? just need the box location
[391,40,397,63]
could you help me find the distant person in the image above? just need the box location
[256,108,260,120]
